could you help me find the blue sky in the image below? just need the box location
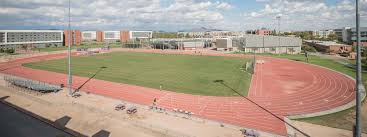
[0,0,366,31]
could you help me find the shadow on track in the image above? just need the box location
[74,66,107,94]
[213,79,310,137]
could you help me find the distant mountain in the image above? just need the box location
[179,27,225,32]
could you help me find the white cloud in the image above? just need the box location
[216,2,232,10]
[0,0,232,31]
[0,0,365,31]
[242,0,367,31]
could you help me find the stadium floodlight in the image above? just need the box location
[276,15,281,55]
[276,15,281,35]
[355,0,362,137]
[67,0,73,96]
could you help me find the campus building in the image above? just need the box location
[96,31,104,42]
[0,30,63,48]
[81,31,97,41]
[103,31,120,42]
[130,31,153,39]
[220,35,302,54]
[256,29,272,36]
[334,27,367,47]
[64,30,82,46]
[80,30,152,43]
[351,27,367,47]
[312,30,335,39]
[120,30,130,42]
[246,28,272,36]
[305,40,352,54]
[216,38,234,51]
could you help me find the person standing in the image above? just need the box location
[305,51,309,63]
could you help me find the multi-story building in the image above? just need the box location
[130,31,152,39]
[312,30,335,39]
[256,29,272,36]
[103,31,120,42]
[79,30,152,43]
[64,30,82,46]
[207,31,231,37]
[334,27,351,43]
[120,30,130,42]
[96,31,104,42]
[0,30,63,48]
[177,32,205,38]
[81,31,97,41]
[246,28,272,36]
[334,29,343,41]
[246,30,256,35]
[351,27,367,47]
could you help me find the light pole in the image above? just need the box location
[276,15,281,55]
[67,0,73,96]
[355,0,362,136]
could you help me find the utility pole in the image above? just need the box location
[355,0,362,137]
[67,0,73,96]
[276,15,281,55]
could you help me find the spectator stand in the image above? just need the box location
[4,75,62,95]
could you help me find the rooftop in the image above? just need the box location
[305,40,350,47]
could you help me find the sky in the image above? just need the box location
[0,0,366,31]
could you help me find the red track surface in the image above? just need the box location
[0,50,355,136]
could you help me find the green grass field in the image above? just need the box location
[24,52,252,96]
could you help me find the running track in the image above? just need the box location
[0,50,355,136]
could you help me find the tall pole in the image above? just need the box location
[276,16,281,55]
[277,16,281,36]
[67,0,73,95]
[355,0,362,136]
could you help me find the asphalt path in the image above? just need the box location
[0,101,73,137]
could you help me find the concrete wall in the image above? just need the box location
[264,36,278,47]
[230,35,301,54]
[243,35,263,48]
[215,38,232,48]
[183,41,204,49]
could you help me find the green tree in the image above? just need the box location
[301,44,317,52]
[295,31,312,40]
[327,33,337,41]
[185,33,190,38]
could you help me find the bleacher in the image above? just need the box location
[4,76,62,93]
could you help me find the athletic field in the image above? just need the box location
[23,52,252,96]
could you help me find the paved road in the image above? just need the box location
[0,102,72,137]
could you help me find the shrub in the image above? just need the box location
[302,44,317,52]
[6,48,15,54]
